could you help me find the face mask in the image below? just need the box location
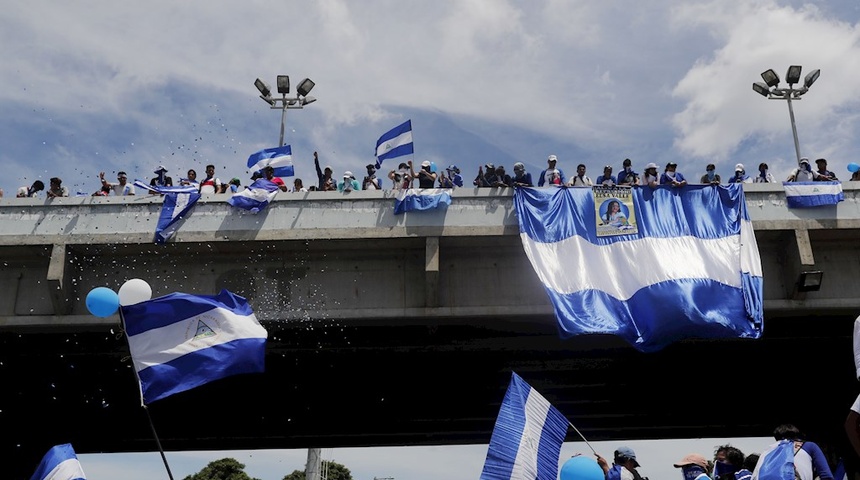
[666,171,676,179]
[682,465,706,480]
[760,168,767,177]
[707,170,715,180]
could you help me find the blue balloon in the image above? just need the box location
[86,287,120,318]
[848,162,859,173]
[430,162,438,173]
[560,456,604,480]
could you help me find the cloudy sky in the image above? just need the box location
[5,0,857,478]
[3,0,860,198]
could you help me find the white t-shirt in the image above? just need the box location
[110,183,135,196]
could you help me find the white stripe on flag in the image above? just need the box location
[376,130,413,157]
[510,386,553,480]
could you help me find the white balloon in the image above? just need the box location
[118,278,153,306]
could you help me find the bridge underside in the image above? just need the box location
[3,312,856,476]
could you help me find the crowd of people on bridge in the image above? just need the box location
[2,152,856,199]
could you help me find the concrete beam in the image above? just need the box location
[425,236,440,307]
[46,244,70,315]
[794,228,816,266]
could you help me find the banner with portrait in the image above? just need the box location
[594,186,637,237]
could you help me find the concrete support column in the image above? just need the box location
[46,243,70,315]
[794,228,815,266]
[425,236,440,308]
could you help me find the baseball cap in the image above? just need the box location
[344,171,353,177]
[799,157,810,164]
[154,165,168,173]
[815,158,827,164]
[604,165,612,170]
[421,160,431,167]
[644,162,658,170]
[366,163,377,170]
[666,161,677,167]
[615,446,640,467]
[548,155,558,163]
[485,163,495,170]
[324,165,333,172]
[623,158,632,166]
[673,453,707,470]
[735,163,745,172]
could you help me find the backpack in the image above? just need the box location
[757,440,803,480]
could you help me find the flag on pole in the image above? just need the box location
[121,289,267,404]
[480,372,569,480]
[247,145,294,177]
[227,178,280,213]
[783,181,844,208]
[30,443,86,480]
[132,180,199,195]
[393,188,452,215]
[514,184,763,353]
[375,120,413,168]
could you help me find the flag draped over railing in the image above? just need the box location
[480,372,569,480]
[133,181,201,244]
[393,188,451,214]
[121,289,267,404]
[247,145,294,177]
[514,184,763,353]
[29,443,86,480]
[227,178,280,213]
[783,181,844,208]
[375,120,413,168]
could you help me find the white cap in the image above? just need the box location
[344,171,353,177]
[644,162,658,169]
[548,155,558,162]
[735,163,744,172]
[421,160,431,167]
[154,165,168,173]
[799,157,809,164]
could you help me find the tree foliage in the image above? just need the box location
[282,460,353,480]
[182,457,261,480]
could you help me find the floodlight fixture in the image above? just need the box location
[752,82,770,97]
[277,75,290,94]
[786,65,802,85]
[761,69,780,87]
[796,270,823,292]
[302,96,317,106]
[254,78,271,97]
[297,78,315,97]
[260,95,275,106]
[804,69,820,89]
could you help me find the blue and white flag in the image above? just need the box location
[514,184,763,353]
[155,191,201,244]
[375,120,413,167]
[394,188,451,215]
[227,178,280,213]
[480,372,568,480]
[121,289,267,404]
[30,443,86,480]
[247,145,294,178]
[783,181,844,208]
[133,180,199,195]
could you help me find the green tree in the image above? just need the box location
[282,460,353,480]
[183,457,261,480]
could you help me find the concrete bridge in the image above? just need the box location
[2,184,859,476]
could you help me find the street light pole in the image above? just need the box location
[254,75,317,147]
[752,65,820,164]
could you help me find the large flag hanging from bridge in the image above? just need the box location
[121,289,267,404]
[514,184,763,353]
[132,181,201,244]
[480,371,569,480]
[782,181,844,208]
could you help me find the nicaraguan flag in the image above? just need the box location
[133,180,199,195]
[375,120,413,167]
[480,372,568,480]
[30,443,86,480]
[514,184,763,353]
[227,179,280,213]
[783,181,843,208]
[121,289,267,404]
[394,188,451,215]
[155,191,201,244]
[247,145,294,177]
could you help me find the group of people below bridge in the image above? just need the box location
[3,153,856,199]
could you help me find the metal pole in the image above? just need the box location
[279,100,288,147]
[785,95,802,164]
[305,448,321,480]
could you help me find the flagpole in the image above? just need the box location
[119,308,176,480]
[567,420,598,456]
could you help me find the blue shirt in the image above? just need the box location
[659,172,686,185]
[596,174,617,186]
